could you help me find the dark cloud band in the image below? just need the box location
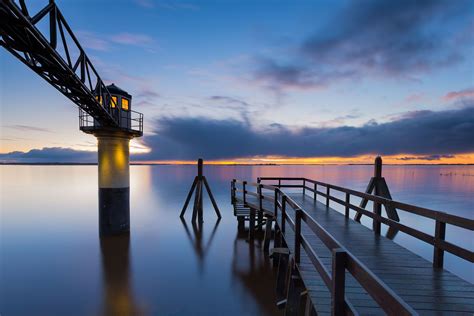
[140,105,474,160]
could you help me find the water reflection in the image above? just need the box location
[1,165,472,315]
[232,230,283,316]
[180,218,220,272]
[100,234,142,316]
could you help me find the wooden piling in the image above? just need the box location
[180,158,221,222]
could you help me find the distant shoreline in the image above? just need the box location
[1,162,473,166]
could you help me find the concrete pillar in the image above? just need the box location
[95,131,132,235]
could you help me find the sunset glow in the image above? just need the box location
[134,153,474,165]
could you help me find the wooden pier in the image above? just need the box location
[230,168,474,315]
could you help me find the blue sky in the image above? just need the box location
[1,0,473,163]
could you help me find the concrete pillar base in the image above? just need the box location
[99,187,130,235]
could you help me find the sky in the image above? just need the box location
[1,0,473,164]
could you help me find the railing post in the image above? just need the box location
[278,179,281,188]
[313,182,317,201]
[295,209,302,264]
[345,193,350,218]
[258,184,263,229]
[243,181,247,204]
[373,199,381,234]
[433,220,446,268]
[281,195,287,234]
[274,189,278,218]
[331,248,347,316]
[303,179,306,196]
[326,186,330,207]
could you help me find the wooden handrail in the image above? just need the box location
[257,177,474,266]
[276,184,416,315]
[233,176,474,314]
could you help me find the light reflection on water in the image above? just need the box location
[1,165,473,315]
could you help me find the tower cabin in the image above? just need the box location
[80,83,143,137]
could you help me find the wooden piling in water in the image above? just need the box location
[180,158,221,222]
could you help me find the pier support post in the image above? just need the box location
[354,156,400,238]
[95,131,132,235]
[180,158,221,222]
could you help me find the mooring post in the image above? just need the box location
[355,156,400,237]
[198,158,203,180]
[374,156,382,178]
[197,158,204,223]
[180,158,221,221]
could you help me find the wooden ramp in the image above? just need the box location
[231,178,474,315]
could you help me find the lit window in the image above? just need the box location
[95,95,103,105]
[111,96,117,108]
[122,98,129,111]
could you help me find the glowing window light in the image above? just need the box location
[95,95,103,105]
[122,98,129,111]
[111,96,117,108]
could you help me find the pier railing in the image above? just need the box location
[231,179,417,315]
[255,177,474,269]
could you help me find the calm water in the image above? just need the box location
[1,165,473,315]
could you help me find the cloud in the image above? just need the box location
[396,154,455,161]
[76,31,155,52]
[139,105,474,160]
[0,147,96,163]
[253,0,473,91]
[3,125,53,133]
[110,33,154,46]
[314,112,361,128]
[76,31,110,51]
[443,87,474,102]
[254,57,357,91]
[3,105,473,163]
[209,96,250,108]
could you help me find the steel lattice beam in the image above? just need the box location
[0,0,121,126]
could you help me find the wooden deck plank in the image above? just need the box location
[245,193,474,314]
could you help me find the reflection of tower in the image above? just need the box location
[100,235,142,316]
[180,218,220,272]
[231,230,283,316]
